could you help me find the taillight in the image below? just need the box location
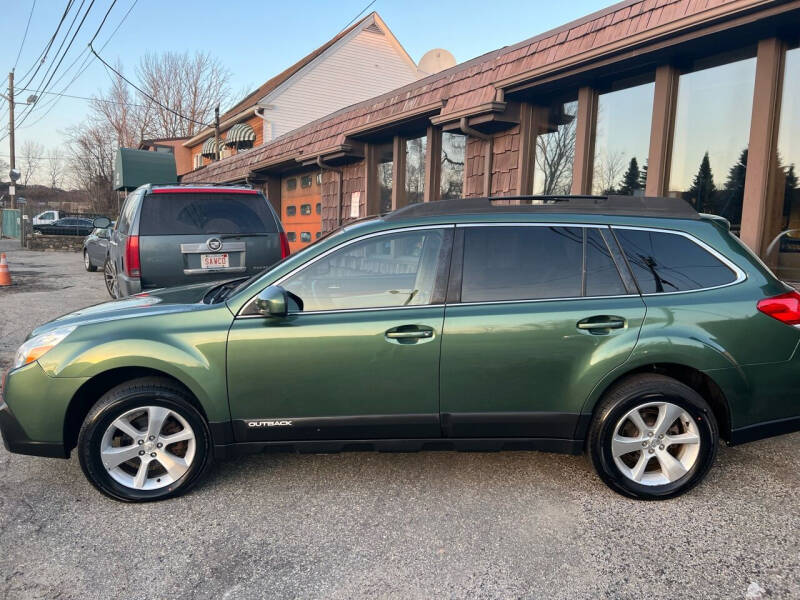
[757,291,800,326]
[279,231,290,259]
[125,235,141,278]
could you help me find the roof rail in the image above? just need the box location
[150,182,253,189]
[383,195,700,221]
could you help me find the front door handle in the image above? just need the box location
[386,329,433,339]
[577,316,626,333]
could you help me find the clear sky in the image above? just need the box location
[1,0,613,177]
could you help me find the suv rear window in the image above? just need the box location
[613,228,737,293]
[139,193,277,236]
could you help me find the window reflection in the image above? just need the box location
[593,79,654,195]
[376,142,393,213]
[405,135,427,204]
[668,52,757,230]
[533,100,578,195]
[771,45,800,277]
[441,132,466,199]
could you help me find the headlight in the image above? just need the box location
[13,325,76,369]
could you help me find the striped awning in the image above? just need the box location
[201,137,225,156]
[225,123,256,146]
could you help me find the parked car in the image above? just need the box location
[32,210,60,226]
[33,217,94,236]
[3,195,800,502]
[82,224,114,272]
[99,184,288,299]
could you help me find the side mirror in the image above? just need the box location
[255,285,289,318]
[93,217,111,228]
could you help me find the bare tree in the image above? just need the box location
[593,149,626,195]
[0,157,8,183]
[20,139,45,186]
[533,105,578,195]
[137,51,230,137]
[64,122,117,215]
[47,149,65,190]
[91,62,155,148]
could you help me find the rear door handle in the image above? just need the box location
[577,316,626,332]
[386,329,433,339]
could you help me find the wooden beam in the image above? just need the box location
[645,64,679,197]
[364,143,380,215]
[572,86,598,195]
[391,136,406,210]
[424,125,442,202]
[740,37,785,256]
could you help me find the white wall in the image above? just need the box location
[261,24,420,141]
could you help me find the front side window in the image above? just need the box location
[613,228,737,293]
[282,228,447,311]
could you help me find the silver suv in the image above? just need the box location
[99,184,288,298]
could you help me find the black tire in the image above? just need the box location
[104,258,118,298]
[588,373,718,500]
[77,377,212,502]
[84,250,97,272]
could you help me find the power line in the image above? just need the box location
[20,88,147,108]
[16,0,75,89]
[16,0,139,131]
[340,0,376,32]
[13,0,38,71]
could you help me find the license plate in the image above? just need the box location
[201,253,229,269]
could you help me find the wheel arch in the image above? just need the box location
[581,363,732,443]
[63,367,208,455]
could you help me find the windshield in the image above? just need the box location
[140,192,278,235]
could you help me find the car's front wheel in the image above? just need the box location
[77,377,212,502]
[103,258,118,298]
[84,250,97,272]
[588,374,718,500]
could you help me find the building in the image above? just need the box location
[183,0,800,278]
[182,11,424,251]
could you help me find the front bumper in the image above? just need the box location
[1,362,88,459]
[0,401,67,458]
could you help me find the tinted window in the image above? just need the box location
[300,232,311,243]
[282,229,446,311]
[117,191,141,234]
[461,226,583,302]
[139,193,277,236]
[287,232,296,242]
[301,204,311,215]
[316,203,321,215]
[286,206,296,216]
[613,228,736,293]
[586,228,626,296]
[286,178,297,191]
[301,175,312,188]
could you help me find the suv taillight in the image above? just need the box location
[757,291,800,326]
[279,231,290,259]
[125,235,141,278]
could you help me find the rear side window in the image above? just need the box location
[613,228,737,293]
[461,226,584,302]
[139,193,277,236]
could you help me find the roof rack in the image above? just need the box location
[150,182,253,189]
[383,195,700,221]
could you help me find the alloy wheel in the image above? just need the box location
[84,251,91,270]
[611,401,701,486]
[99,406,196,491]
[104,260,118,298]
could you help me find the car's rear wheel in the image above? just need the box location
[103,258,118,298]
[77,377,212,502]
[588,374,718,500]
[84,250,97,272]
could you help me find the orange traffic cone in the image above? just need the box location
[0,253,11,286]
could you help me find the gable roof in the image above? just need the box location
[184,12,416,147]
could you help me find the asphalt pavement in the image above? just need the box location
[0,239,798,600]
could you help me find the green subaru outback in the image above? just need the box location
[2,196,799,502]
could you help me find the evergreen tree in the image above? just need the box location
[618,157,641,195]
[719,149,748,224]
[638,161,648,191]
[688,152,716,212]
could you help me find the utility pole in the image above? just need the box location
[8,71,15,209]
[214,105,220,162]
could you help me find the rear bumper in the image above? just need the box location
[0,401,67,458]
[117,272,141,297]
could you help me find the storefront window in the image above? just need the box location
[592,77,654,195]
[376,142,393,213]
[668,51,757,231]
[771,45,800,276]
[440,132,466,199]
[533,100,578,195]
[405,135,427,204]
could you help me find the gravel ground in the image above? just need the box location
[0,239,798,600]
